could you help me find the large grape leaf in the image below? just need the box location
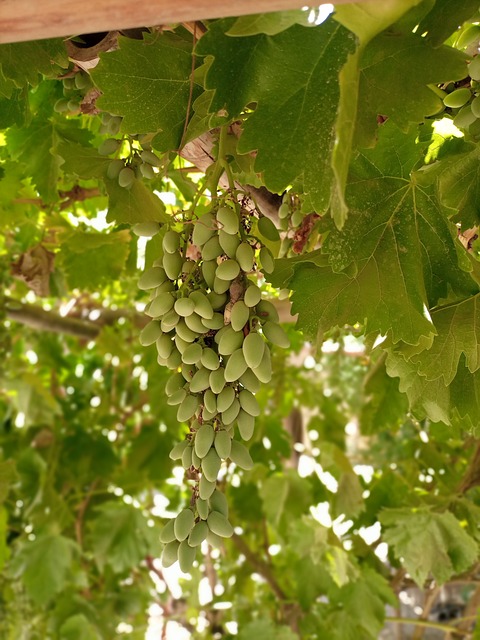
[11,535,78,605]
[226,10,309,36]
[105,177,169,224]
[385,349,480,432]
[89,502,155,573]
[92,32,202,150]
[355,32,468,147]
[0,39,68,88]
[380,508,478,586]
[197,18,356,214]
[58,230,131,290]
[417,0,480,47]
[331,0,424,227]
[398,294,480,385]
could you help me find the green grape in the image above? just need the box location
[118,167,135,188]
[98,138,120,156]
[443,87,472,108]
[262,320,290,348]
[216,205,239,234]
[178,540,196,572]
[188,521,209,547]
[174,509,195,541]
[230,300,250,332]
[216,259,240,281]
[160,519,176,543]
[207,511,234,538]
[257,215,280,242]
[195,423,215,458]
[140,162,155,179]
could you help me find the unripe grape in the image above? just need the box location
[259,247,275,273]
[262,320,290,348]
[118,167,135,188]
[174,297,195,317]
[237,410,255,440]
[174,508,195,541]
[169,439,189,461]
[201,348,220,370]
[193,212,216,247]
[229,440,254,470]
[188,521,209,547]
[196,498,209,520]
[184,313,206,334]
[189,367,211,393]
[258,216,280,242]
[182,342,203,364]
[213,276,231,294]
[218,327,244,356]
[162,251,183,280]
[199,473,216,500]
[132,222,161,237]
[178,540,196,572]
[139,321,162,346]
[217,386,235,413]
[177,395,200,422]
[221,398,240,425]
[278,202,290,219]
[236,242,255,272]
[107,159,125,179]
[195,423,215,458]
[98,138,120,156]
[443,87,471,108]
[167,388,187,406]
[202,236,223,261]
[216,205,239,234]
[244,284,262,307]
[161,540,180,567]
[230,300,250,332]
[209,367,226,394]
[214,430,232,459]
[242,332,265,369]
[209,490,229,518]
[139,162,155,179]
[146,292,175,318]
[202,448,221,482]
[216,259,240,281]
[207,511,233,537]
[160,519,176,543]
[469,55,480,82]
[218,230,241,258]
[163,230,181,254]
[189,291,214,319]
[138,267,167,290]
[224,349,248,382]
[141,149,161,166]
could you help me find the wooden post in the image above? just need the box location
[0,0,354,44]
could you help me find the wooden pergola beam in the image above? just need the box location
[0,0,353,44]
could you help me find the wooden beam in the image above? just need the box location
[0,0,353,44]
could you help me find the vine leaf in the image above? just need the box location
[89,502,155,573]
[380,508,478,586]
[0,39,68,88]
[197,19,356,214]
[10,535,79,605]
[105,177,168,224]
[58,230,131,290]
[92,32,202,150]
[354,32,468,147]
[398,294,480,385]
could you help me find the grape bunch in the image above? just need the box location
[54,71,93,116]
[99,139,161,189]
[135,201,290,572]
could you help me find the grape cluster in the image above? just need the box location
[100,140,161,189]
[54,71,93,116]
[136,202,289,572]
[441,56,480,134]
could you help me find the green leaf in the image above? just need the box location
[0,507,9,571]
[260,471,312,532]
[105,176,168,224]
[226,10,309,36]
[238,619,298,640]
[0,88,29,128]
[399,294,480,385]
[288,123,474,345]
[11,535,78,605]
[355,33,468,147]
[89,502,154,573]
[197,19,356,213]
[59,614,101,640]
[422,142,480,226]
[58,230,131,290]
[360,354,409,434]
[417,0,480,47]
[0,39,68,88]
[335,568,396,638]
[0,459,16,504]
[6,119,62,202]
[92,32,201,150]
[57,141,111,180]
[334,0,423,44]
[380,508,478,585]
